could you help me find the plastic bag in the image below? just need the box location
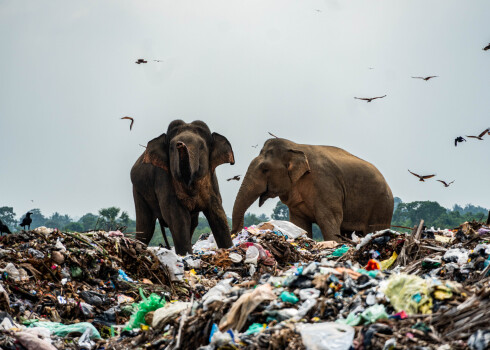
[13,331,57,350]
[299,322,354,350]
[280,291,299,304]
[299,288,321,300]
[327,245,349,258]
[148,247,184,280]
[244,246,259,264]
[125,288,166,330]
[382,274,432,314]
[30,321,101,339]
[268,220,307,239]
[443,248,469,265]
[78,327,96,350]
[192,235,218,253]
[152,301,191,328]
[202,278,233,310]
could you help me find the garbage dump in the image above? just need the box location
[0,220,489,349]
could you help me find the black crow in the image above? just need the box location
[20,212,33,230]
[0,219,11,234]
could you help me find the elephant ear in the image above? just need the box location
[143,133,169,171]
[286,149,311,183]
[210,132,235,173]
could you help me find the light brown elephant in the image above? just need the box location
[231,138,394,240]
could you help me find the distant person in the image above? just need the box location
[20,212,33,231]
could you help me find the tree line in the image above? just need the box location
[0,198,487,245]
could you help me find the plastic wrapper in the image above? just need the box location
[268,220,307,239]
[148,247,184,280]
[29,321,101,339]
[382,274,432,314]
[299,322,354,350]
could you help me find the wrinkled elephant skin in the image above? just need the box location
[232,138,394,241]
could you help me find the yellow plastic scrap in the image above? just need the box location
[382,274,433,315]
[380,251,398,270]
[433,285,453,300]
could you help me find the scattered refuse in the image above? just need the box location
[0,219,489,349]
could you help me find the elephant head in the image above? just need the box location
[143,120,235,189]
[231,138,310,234]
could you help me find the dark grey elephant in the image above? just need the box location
[131,120,234,255]
[231,138,394,240]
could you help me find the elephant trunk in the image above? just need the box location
[231,158,265,234]
[177,142,199,186]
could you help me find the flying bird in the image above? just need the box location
[408,170,436,182]
[454,136,466,147]
[466,128,489,140]
[268,132,279,138]
[368,67,374,70]
[412,76,438,81]
[437,180,455,188]
[0,219,11,235]
[20,212,33,231]
[153,60,164,62]
[354,95,386,103]
[227,175,241,181]
[483,43,490,51]
[252,144,258,148]
[121,116,134,130]
[135,59,148,64]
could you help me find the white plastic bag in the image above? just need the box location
[244,246,259,264]
[299,322,354,350]
[269,220,307,239]
[147,247,184,280]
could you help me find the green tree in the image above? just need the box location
[271,201,289,221]
[244,212,269,227]
[0,206,16,228]
[45,212,72,230]
[64,222,84,232]
[98,207,121,230]
[78,213,98,231]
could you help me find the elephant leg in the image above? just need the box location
[133,188,156,245]
[317,213,342,241]
[157,218,171,249]
[290,213,313,238]
[161,202,193,255]
[203,197,233,249]
[190,213,199,242]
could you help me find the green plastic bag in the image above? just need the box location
[280,291,299,304]
[336,304,388,326]
[29,321,101,339]
[327,245,349,258]
[245,323,266,335]
[125,288,166,330]
[382,274,433,314]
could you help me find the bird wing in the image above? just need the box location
[437,180,447,186]
[373,95,387,100]
[466,135,478,139]
[484,44,490,51]
[478,128,489,138]
[121,117,134,130]
[427,76,438,79]
[354,97,368,100]
[448,180,455,185]
[412,77,424,79]
[408,169,421,178]
[421,174,436,179]
[268,132,279,138]
[454,138,457,147]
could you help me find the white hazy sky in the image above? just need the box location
[1,0,489,220]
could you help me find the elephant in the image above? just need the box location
[130,120,235,255]
[231,138,394,241]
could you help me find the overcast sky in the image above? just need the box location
[1,0,489,220]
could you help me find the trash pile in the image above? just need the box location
[0,219,489,350]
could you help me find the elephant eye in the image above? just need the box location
[262,168,269,174]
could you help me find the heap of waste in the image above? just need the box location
[0,219,489,350]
